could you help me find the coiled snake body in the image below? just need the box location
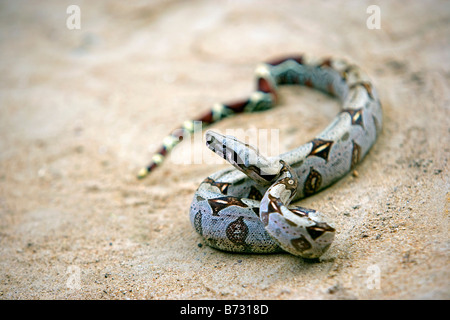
[139,55,382,259]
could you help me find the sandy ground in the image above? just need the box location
[0,0,448,300]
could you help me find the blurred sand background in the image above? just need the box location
[0,0,448,299]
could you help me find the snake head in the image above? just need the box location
[205,130,283,185]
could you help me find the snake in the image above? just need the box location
[138,55,382,259]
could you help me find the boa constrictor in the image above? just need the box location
[139,55,382,259]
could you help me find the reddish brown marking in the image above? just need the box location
[260,194,283,226]
[291,235,312,252]
[268,193,285,213]
[319,58,332,68]
[306,223,335,240]
[203,177,231,194]
[270,201,279,212]
[196,110,214,124]
[351,141,361,170]
[342,108,364,128]
[290,209,308,218]
[304,167,322,196]
[146,162,158,172]
[257,77,272,93]
[290,206,316,217]
[207,196,248,216]
[327,83,335,96]
[226,216,249,245]
[257,77,278,102]
[266,55,303,66]
[305,78,313,87]
[361,82,374,100]
[157,146,168,157]
[308,139,334,162]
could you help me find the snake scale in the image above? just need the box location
[139,55,382,259]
